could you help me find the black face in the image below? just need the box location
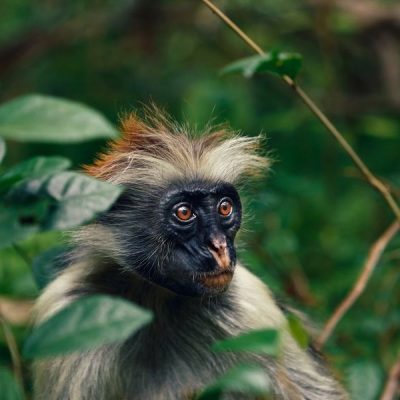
[106,179,242,296]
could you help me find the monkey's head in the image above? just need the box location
[83,107,269,297]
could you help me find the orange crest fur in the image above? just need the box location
[84,106,269,187]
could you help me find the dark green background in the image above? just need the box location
[1,0,399,398]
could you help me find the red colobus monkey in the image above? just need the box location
[33,109,347,399]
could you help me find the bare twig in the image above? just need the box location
[0,313,26,397]
[380,359,400,400]
[315,221,400,349]
[200,0,400,223]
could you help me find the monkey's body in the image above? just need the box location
[34,262,345,400]
[33,110,347,399]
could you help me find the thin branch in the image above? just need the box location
[380,358,400,400]
[200,0,400,223]
[0,313,26,397]
[315,221,400,349]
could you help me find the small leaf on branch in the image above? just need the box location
[0,94,118,143]
[220,52,303,79]
[23,295,153,358]
[212,329,280,356]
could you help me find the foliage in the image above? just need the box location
[220,52,302,79]
[197,364,271,400]
[0,0,399,398]
[212,329,280,356]
[23,295,153,359]
[0,95,118,143]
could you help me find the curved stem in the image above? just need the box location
[316,221,400,349]
[380,358,400,400]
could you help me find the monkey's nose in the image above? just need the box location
[208,236,231,270]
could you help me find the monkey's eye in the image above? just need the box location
[174,203,195,222]
[218,198,233,217]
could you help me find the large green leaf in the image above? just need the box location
[0,94,118,143]
[0,171,122,248]
[348,361,383,400]
[0,138,5,164]
[221,52,302,80]
[0,156,71,192]
[41,171,123,230]
[197,364,271,400]
[7,171,122,227]
[213,329,280,356]
[0,366,24,400]
[23,295,153,358]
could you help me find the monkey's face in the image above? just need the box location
[159,180,242,296]
[111,180,242,297]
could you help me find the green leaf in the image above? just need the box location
[220,52,302,80]
[0,366,24,400]
[0,138,5,164]
[32,245,70,289]
[41,171,123,230]
[197,364,271,400]
[213,329,280,356]
[348,361,383,400]
[287,314,309,349]
[0,156,71,192]
[0,94,118,143]
[0,172,122,248]
[23,295,153,359]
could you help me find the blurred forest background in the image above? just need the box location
[0,0,400,398]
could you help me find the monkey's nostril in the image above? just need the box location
[208,237,227,254]
[207,235,231,270]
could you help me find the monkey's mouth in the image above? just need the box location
[198,270,234,289]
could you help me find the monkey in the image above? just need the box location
[32,108,348,400]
